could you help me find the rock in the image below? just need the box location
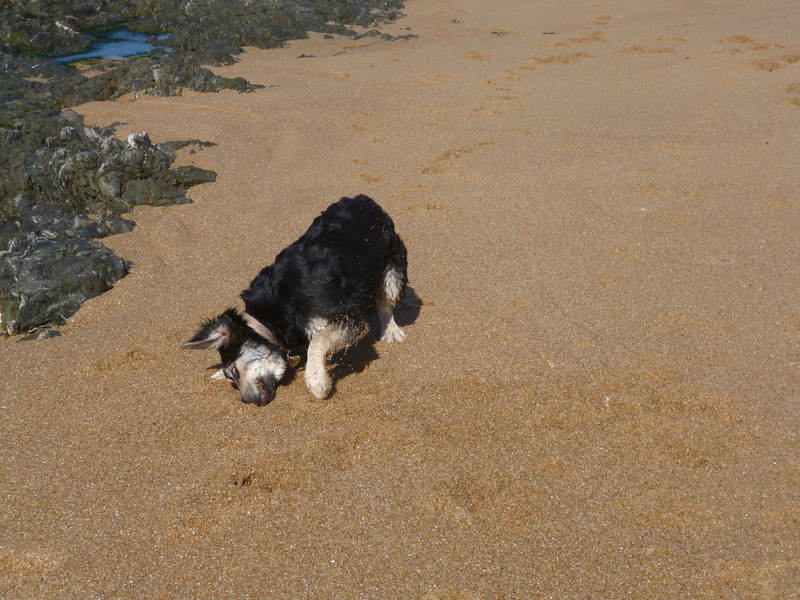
[19,328,63,341]
[0,115,216,334]
[0,0,410,336]
[0,233,130,335]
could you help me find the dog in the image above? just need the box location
[183,194,408,405]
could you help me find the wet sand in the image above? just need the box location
[2,1,799,597]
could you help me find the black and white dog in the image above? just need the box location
[183,195,408,405]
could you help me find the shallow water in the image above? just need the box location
[54,28,166,63]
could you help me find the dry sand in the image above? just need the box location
[2,0,799,597]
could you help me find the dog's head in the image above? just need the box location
[182,308,287,406]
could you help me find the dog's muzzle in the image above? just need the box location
[241,375,277,406]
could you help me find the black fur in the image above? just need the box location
[184,194,408,404]
[241,194,408,354]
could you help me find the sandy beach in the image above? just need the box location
[2,0,799,597]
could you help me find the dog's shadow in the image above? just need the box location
[328,284,423,386]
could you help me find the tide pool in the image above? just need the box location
[54,27,167,63]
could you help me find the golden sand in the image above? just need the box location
[2,1,798,597]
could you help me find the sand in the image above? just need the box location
[2,0,799,598]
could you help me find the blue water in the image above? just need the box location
[54,28,167,63]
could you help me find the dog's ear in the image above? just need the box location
[242,312,281,347]
[182,309,246,350]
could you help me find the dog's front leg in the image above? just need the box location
[305,324,350,399]
[378,267,406,343]
[378,297,406,343]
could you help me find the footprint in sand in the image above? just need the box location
[768,198,798,208]
[388,182,437,202]
[519,52,594,70]
[720,34,790,54]
[442,468,545,528]
[209,436,371,514]
[412,103,453,127]
[410,71,457,87]
[472,92,523,117]
[359,172,385,183]
[463,50,490,62]
[638,182,672,198]
[421,142,495,176]
[624,45,678,55]
[350,112,380,132]
[401,203,447,212]
[570,30,608,44]
[549,140,586,154]
[483,68,521,87]
[92,348,157,374]
[683,181,738,200]
[752,58,787,71]
[718,34,799,71]
[715,37,800,107]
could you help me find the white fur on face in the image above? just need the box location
[236,341,287,383]
[225,341,288,404]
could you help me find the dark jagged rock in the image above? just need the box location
[0,0,409,336]
[21,328,63,341]
[0,233,130,335]
[1,118,216,234]
[0,115,217,335]
[0,1,406,59]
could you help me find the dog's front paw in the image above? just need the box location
[305,369,332,400]
[381,323,406,343]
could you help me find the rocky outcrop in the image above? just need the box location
[0,0,409,336]
[0,114,216,335]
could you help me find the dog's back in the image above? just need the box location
[241,195,407,354]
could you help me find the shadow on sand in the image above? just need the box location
[328,285,423,388]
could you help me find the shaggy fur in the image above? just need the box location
[184,194,408,405]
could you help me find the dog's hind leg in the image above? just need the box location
[378,266,406,343]
[305,323,352,399]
